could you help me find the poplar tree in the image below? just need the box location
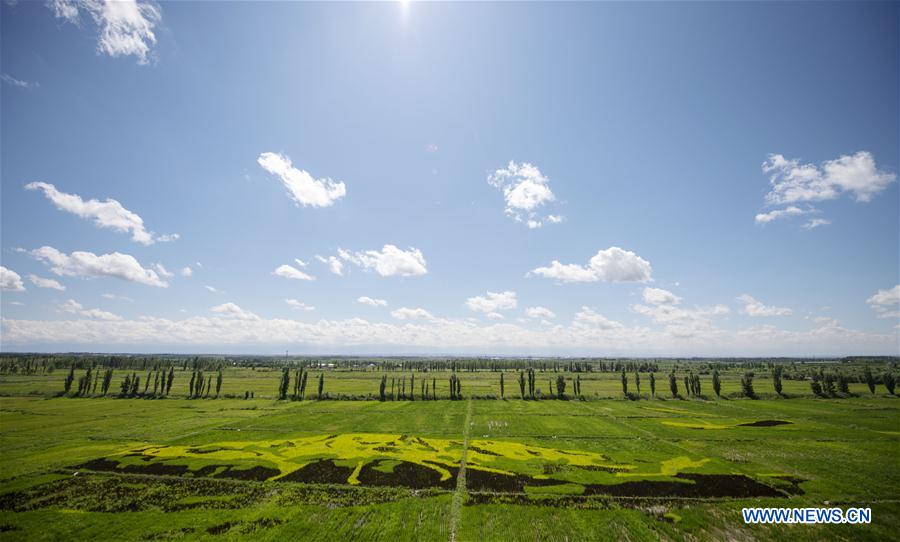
[620,369,628,396]
[837,373,849,395]
[669,372,678,398]
[810,371,824,397]
[649,372,656,397]
[63,366,75,394]
[712,369,721,397]
[635,371,641,395]
[166,367,174,395]
[556,375,566,399]
[823,372,836,396]
[317,373,324,399]
[278,368,289,400]
[884,372,895,395]
[500,373,505,399]
[864,365,875,395]
[379,375,387,401]
[102,368,114,396]
[772,365,783,396]
[518,371,526,399]
[741,371,756,399]
[215,369,223,397]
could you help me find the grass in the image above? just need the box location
[0,364,898,540]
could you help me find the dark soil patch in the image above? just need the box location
[207,521,238,535]
[583,474,786,498]
[186,447,227,454]
[413,437,438,452]
[738,420,792,427]
[770,475,806,495]
[75,456,276,481]
[122,453,153,462]
[468,446,500,456]
[465,468,559,493]
[356,460,456,490]
[277,460,354,485]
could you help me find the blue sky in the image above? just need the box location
[1,1,898,356]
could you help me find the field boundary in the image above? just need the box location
[448,399,473,542]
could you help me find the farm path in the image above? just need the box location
[448,399,473,542]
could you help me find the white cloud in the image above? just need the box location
[25,182,176,245]
[2,309,896,356]
[285,299,315,311]
[486,312,505,320]
[315,255,344,276]
[642,287,681,306]
[339,245,427,277]
[465,291,517,314]
[631,296,729,339]
[530,247,652,283]
[357,296,388,307]
[0,266,26,292]
[180,266,193,277]
[102,293,132,302]
[153,263,174,279]
[573,307,624,330]
[762,151,895,205]
[487,161,562,228]
[391,307,435,321]
[28,246,168,287]
[59,298,122,321]
[257,152,347,208]
[1,74,38,88]
[204,285,220,293]
[273,264,315,281]
[8,301,25,306]
[754,205,811,224]
[210,302,259,321]
[49,0,162,64]
[867,285,900,319]
[737,294,792,317]
[294,259,308,268]
[28,274,66,291]
[802,218,831,230]
[525,306,556,319]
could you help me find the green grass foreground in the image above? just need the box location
[0,365,898,541]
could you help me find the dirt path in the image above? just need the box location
[448,399,473,542]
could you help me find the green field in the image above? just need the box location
[1,359,898,541]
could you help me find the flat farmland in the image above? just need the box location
[0,365,898,541]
